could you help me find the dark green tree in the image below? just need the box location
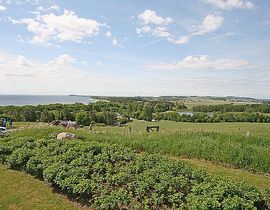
[75,111,91,126]
[141,103,154,121]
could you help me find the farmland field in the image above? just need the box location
[1,121,270,209]
[1,130,270,209]
[177,97,259,109]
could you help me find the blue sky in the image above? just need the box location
[0,0,269,98]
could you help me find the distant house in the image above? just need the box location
[178,112,215,117]
[178,112,194,117]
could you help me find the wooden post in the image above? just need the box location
[89,121,94,131]
[146,125,159,132]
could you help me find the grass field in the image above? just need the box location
[12,120,270,135]
[180,158,270,190]
[177,97,259,109]
[91,132,269,174]
[128,121,270,135]
[75,121,270,174]
[0,165,78,210]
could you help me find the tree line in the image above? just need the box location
[0,101,187,125]
[155,111,270,123]
[193,103,270,113]
[2,100,269,125]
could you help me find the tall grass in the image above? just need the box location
[88,131,270,174]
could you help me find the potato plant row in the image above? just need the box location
[0,136,269,209]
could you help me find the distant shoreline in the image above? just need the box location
[68,94,92,97]
[0,95,95,106]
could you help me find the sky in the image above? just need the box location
[0,0,269,98]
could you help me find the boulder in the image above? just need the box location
[66,121,78,129]
[57,132,76,140]
[59,121,68,127]
[50,120,78,129]
[50,120,62,126]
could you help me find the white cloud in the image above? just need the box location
[138,9,173,25]
[105,30,112,38]
[0,4,7,11]
[192,14,224,35]
[112,37,122,47]
[203,0,255,10]
[28,4,60,12]
[104,30,122,47]
[53,54,75,66]
[152,27,171,38]
[136,10,175,44]
[11,10,100,44]
[150,55,254,70]
[112,37,118,46]
[105,30,123,47]
[136,11,224,45]
[50,4,60,11]
[172,14,224,44]
[170,35,191,44]
[136,25,172,40]
[136,25,152,34]
[136,10,173,44]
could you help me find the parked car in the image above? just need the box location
[0,127,8,135]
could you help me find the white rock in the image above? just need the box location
[57,132,76,140]
[66,121,78,128]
